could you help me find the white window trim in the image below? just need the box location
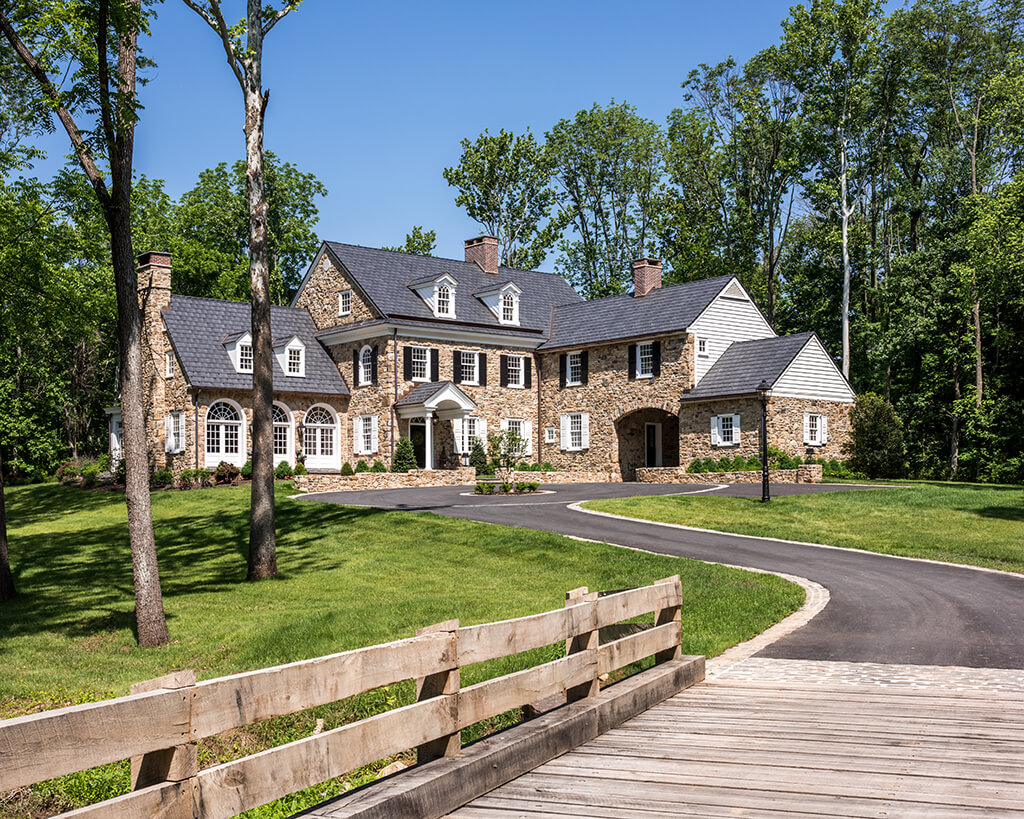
[500,417,532,456]
[545,426,557,444]
[286,343,305,378]
[272,402,293,466]
[804,412,828,446]
[435,283,455,318]
[454,416,487,455]
[636,342,654,379]
[499,291,520,325]
[459,350,479,385]
[354,414,379,455]
[338,290,351,316]
[711,414,741,447]
[697,337,708,357]
[506,354,525,388]
[566,351,583,387]
[205,398,246,468]
[559,412,590,452]
[303,403,340,470]
[165,351,174,378]
[359,345,374,386]
[164,411,185,454]
[238,342,254,373]
[411,346,430,382]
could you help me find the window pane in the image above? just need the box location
[720,415,733,443]
[412,347,428,379]
[461,351,476,382]
[288,349,301,373]
[568,353,581,384]
[638,343,653,376]
[570,413,582,449]
[508,355,522,386]
[239,344,253,372]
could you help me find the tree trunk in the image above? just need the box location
[839,139,852,380]
[0,446,16,602]
[244,2,277,582]
[972,290,983,408]
[950,359,961,478]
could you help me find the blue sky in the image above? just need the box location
[28,1,803,267]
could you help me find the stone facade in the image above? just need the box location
[293,251,378,331]
[294,467,476,493]
[635,464,823,484]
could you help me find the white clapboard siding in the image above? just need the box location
[688,281,776,384]
[772,337,856,402]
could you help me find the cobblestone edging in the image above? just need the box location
[294,467,476,493]
[635,463,823,484]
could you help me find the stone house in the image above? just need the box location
[113,238,854,481]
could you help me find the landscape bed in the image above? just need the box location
[0,482,802,818]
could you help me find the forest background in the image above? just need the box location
[2,0,1022,484]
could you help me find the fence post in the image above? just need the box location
[565,586,599,702]
[129,669,198,808]
[415,619,460,764]
[654,575,683,663]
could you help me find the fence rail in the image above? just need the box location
[0,575,682,819]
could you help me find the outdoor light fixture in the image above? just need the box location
[757,379,771,503]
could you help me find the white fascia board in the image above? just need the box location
[317,322,543,349]
[684,276,776,338]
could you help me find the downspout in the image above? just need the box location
[193,388,201,470]
[535,354,542,465]
[391,328,398,461]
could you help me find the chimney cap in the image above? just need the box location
[137,250,172,267]
[632,257,661,268]
[465,236,498,247]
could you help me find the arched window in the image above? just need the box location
[436,284,452,316]
[303,405,338,470]
[206,400,245,467]
[501,292,516,323]
[272,404,292,464]
[359,345,374,386]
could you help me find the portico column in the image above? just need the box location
[424,412,433,470]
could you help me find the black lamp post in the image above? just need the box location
[757,379,771,503]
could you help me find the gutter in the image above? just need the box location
[392,327,398,461]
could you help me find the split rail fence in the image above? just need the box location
[0,576,682,818]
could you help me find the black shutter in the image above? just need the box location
[403,347,413,381]
[353,349,360,385]
[371,345,379,385]
[499,355,509,387]
[430,349,439,382]
[652,340,661,376]
[478,353,487,386]
[581,350,589,385]
[627,344,636,381]
[453,351,462,384]
[559,353,567,388]
[524,357,532,389]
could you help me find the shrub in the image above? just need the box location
[340,461,354,476]
[392,438,418,472]
[714,456,734,472]
[541,462,555,472]
[846,392,906,478]
[686,460,701,474]
[355,459,370,473]
[214,461,240,484]
[516,461,532,471]
[241,460,253,479]
[500,482,514,494]
[275,461,294,479]
[480,482,496,494]
[294,462,307,475]
[151,468,174,488]
[79,462,100,487]
[98,454,111,472]
[515,481,540,493]
[114,458,126,484]
[179,468,212,489]
[56,461,79,483]
[371,460,387,473]
[469,439,488,476]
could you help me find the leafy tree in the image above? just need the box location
[443,128,560,270]
[469,438,488,476]
[1,0,169,644]
[0,447,13,601]
[391,437,417,473]
[487,428,527,482]
[382,226,436,256]
[546,102,664,298]
[184,0,299,582]
[845,392,906,478]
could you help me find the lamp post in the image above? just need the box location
[757,379,771,503]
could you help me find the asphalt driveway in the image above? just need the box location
[298,482,1024,669]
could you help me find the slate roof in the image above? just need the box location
[320,242,582,333]
[394,381,459,407]
[315,316,545,341]
[537,276,735,350]
[683,332,815,401]
[162,295,349,395]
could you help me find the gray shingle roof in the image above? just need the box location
[684,333,815,401]
[163,295,349,395]
[538,276,735,350]
[322,242,582,332]
[394,381,457,407]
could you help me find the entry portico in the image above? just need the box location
[393,381,475,470]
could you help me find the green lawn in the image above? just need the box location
[585,482,1024,574]
[1,481,802,817]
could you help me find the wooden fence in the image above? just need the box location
[0,576,682,819]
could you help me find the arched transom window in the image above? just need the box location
[272,405,291,459]
[206,401,244,466]
[501,291,516,323]
[303,406,336,469]
[436,284,452,316]
[359,345,373,386]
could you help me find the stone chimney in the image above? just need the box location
[633,258,662,297]
[137,251,172,312]
[465,236,499,274]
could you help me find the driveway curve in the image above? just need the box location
[299,482,1024,669]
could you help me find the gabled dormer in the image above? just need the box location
[223,330,253,374]
[274,334,306,378]
[409,272,458,320]
[474,280,522,326]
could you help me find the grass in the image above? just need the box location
[584,481,1024,574]
[1,482,803,818]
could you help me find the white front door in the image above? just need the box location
[303,407,339,471]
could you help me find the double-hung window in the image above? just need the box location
[567,352,583,386]
[506,355,523,388]
[411,346,429,381]
[460,351,478,384]
[804,413,827,446]
[272,405,290,457]
[355,415,377,454]
[711,414,741,446]
[239,343,253,373]
[436,284,453,317]
[359,346,374,386]
[637,342,654,378]
[287,348,302,375]
[501,292,516,323]
[697,338,708,356]
[338,290,351,316]
[165,351,174,378]
[560,412,589,451]
[164,411,184,454]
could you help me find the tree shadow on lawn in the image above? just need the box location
[1,487,392,642]
[973,504,1024,522]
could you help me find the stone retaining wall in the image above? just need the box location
[294,467,477,493]
[635,463,822,484]
[512,468,622,484]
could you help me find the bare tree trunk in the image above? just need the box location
[840,139,853,380]
[0,447,16,602]
[950,359,961,478]
[972,288,983,408]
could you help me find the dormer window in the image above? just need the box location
[437,284,453,317]
[273,335,306,378]
[287,348,302,375]
[475,280,521,325]
[239,343,253,373]
[502,292,516,323]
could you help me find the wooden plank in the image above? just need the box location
[682,684,1024,708]
[54,778,192,819]
[459,653,596,729]
[564,588,598,703]
[415,619,460,763]
[129,671,198,791]
[190,631,454,739]
[0,688,190,791]
[703,679,1024,701]
[594,582,680,628]
[459,603,595,666]
[195,696,454,819]
[597,622,679,676]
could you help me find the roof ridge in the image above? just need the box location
[171,293,309,313]
[551,274,735,312]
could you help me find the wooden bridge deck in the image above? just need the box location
[449,668,1024,818]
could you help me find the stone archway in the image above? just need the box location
[615,408,680,481]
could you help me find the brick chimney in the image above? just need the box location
[633,258,662,297]
[137,251,172,313]
[465,236,499,274]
